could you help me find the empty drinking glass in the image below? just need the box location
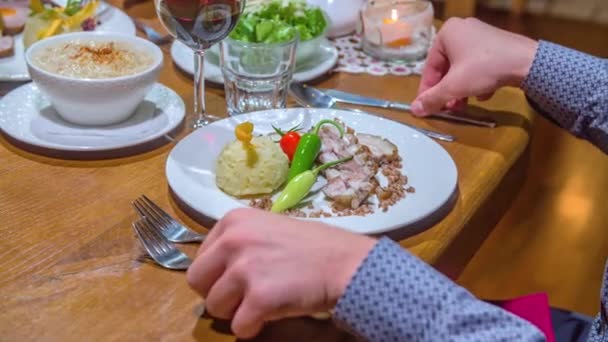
[220,35,298,116]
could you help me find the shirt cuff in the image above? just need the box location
[521,40,608,135]
[332,237,545,341]
[332,237,442,340]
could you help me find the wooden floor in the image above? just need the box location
[453,8,608,315]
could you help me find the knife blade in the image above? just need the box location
[318,88,496,128]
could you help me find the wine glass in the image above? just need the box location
[155,0,245,128]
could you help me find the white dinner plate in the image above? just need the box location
[0,5,136,82]
[170,39,339,84]
[166,108,458,236]
[0,83,185,152]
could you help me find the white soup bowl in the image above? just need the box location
[26,31,163,126]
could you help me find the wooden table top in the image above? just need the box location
[0,2,536,341]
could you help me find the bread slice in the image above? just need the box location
[0,36,15,57]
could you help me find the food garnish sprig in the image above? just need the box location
[271,156,353,213]
[287,119,345,181]
[235,122,259,167]
[28,0,98,42]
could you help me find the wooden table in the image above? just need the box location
[444,0,527,18]
[0,2,536,341]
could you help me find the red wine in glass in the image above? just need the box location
[156,0,245,127]
[158,0,243,50]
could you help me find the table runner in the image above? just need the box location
[330,30,435,77]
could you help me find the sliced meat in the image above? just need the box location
[1,7,29,35]
[0,36,14,57]
[357,133,399,163]
[317,121,378,209]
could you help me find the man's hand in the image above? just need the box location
[186,208,376,339]
[412,18,538,116]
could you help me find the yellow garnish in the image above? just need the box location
[37,19,62,40]
[29,0,45,14]
[235,122,258,167]
[235,121,254,143]
[63,0,98,29]
[25,0,100,47]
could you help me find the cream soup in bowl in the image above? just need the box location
[26,32,163,126]
[32,40,155,79]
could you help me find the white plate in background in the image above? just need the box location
[170,39,339,84]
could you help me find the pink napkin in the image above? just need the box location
[495,293,555,342]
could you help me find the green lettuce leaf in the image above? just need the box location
[229,0,327,43]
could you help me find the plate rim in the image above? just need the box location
[165,108,459,235]
[170,38,339,84]
[0,82,185,152]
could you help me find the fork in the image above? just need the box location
[133,19,173,45]
[132,195,206,243]
[133,218,193,270]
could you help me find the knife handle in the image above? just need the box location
[387,101,495,128]
[433,112,497,128]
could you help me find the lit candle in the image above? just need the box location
[379,9,412,48]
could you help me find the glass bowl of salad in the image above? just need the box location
[209,0,329,65]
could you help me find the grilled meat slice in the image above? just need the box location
[317,122,378,209]
[357,133,399,163]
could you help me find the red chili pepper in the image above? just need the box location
[273,125,301,161]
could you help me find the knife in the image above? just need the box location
[320,88,496,128]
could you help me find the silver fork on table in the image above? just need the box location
[132,195,205,243]
[133,217,192,270]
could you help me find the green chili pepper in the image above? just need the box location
[287,119,345,181]
[271,156,353,213]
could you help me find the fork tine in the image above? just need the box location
[132,199,147,218]
[135,197,172,228]
[133,198,169,231]
[140,218,172,255]
[142,195,177,224]
[133,220,162,258]
[139,220,166,257]
[132,195,206,244]
[133,218,192,270]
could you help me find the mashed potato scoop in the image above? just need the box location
[216,122,289,197]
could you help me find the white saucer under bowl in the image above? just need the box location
[0,83,185,152]
[170,39,339,84]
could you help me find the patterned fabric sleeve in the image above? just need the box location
[586,260,608,342]
[521,41,608,342]
[333,238,546,341]
[521,40,608,154]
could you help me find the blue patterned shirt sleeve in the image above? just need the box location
[333,238,546,341]
[332,41,608,341]
[521,40,608,153]
[587,260,608,342]
[522,41,608,341]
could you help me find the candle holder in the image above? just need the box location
[360,0,434,62]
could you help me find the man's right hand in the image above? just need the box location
[412,18,539,116]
